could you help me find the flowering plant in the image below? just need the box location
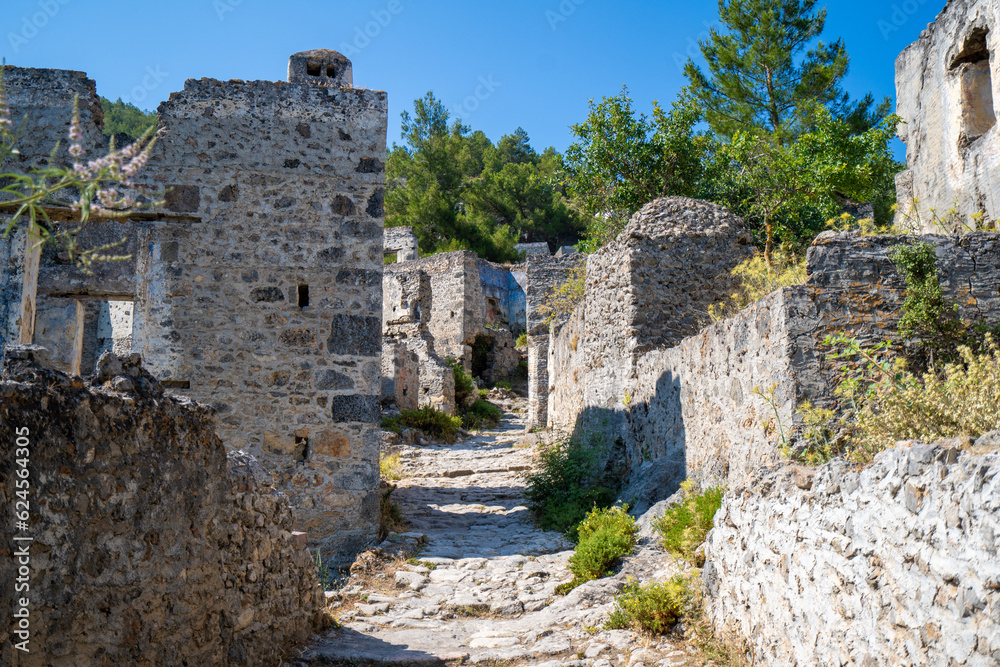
[0,68,159,270]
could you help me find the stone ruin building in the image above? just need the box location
[544,196,1000,510]
[895,0,998,230]
[381,234,527,414]
[0,50,387,565]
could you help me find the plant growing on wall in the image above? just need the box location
[0,71,159,270]
[537,263,586,327]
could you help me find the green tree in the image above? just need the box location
[564,88,708,250]
[685,0,886,140]
[386,93,584,261]
[100,97,157,138]
[709,109,901,262]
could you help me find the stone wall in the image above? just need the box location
[382,250,525,411]
[1,56,388,563]
[0,348,325,667]
[525,253,586,430]
[704,439,1000,666]
[384,226,419,262]
[546,197,752,460]
[895,0,999,230]
[547,226,1000,509]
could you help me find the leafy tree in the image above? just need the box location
[684,0,887,140]
[709,109,901,262]
[565,88,708,250]
[100,97,157,138]
[386,93,584,261]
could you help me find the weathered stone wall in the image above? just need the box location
[895,0,1000,230]
[0,228,27,354]
[525,253,586,430]
[546,197,752,453]
[385,251,480,365]
[382,340,419,411]
[704,439,1000,667]
[620,290,794,510]
[548,228,1000,508]
[382,266,457,414]
[0,349,325,667]
[480,259,526,335]
[384,226,419,262]
[1,58,388,563]
[382,250,525,404]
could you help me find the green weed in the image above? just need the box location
[652,482,724,567]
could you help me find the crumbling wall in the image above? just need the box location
[382,340,419,411]
[382,268,456,414]
[384,226,419,262]
[0,348,325,667]
[547,197,752,452]
[525,253,586,430]
[704,439,1000,667]
[895,0,1000,230]
[548,221,1000,508]
[1,59,388,563]
[479,259,526,334]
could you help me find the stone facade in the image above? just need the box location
[0,348,325,667]
[895,0,999,230]
[515,242,551,257]
[704,439,1000,667]
[1,54,388,563]
[384,226,419,262]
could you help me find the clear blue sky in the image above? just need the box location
[4,0,943,158]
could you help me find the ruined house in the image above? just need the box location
[381,247,526,414]
[0,50,387,563]
[895,0,999,230]
[545,197,1000,510]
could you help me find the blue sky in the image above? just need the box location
[4,0,943,158]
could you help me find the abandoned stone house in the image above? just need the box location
[0,50,387,564]
[381,233,527,414]
[895,0,998,230]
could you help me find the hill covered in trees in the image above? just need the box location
[386,94,586,263]
[99,98,156,138]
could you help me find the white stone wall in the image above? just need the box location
[895,0,1000,230]
[704,441,1000,666]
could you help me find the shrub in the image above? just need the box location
[515,332,528,348]
[380,451,402,481]
[557,506,637,594]
[312,548,336,591]
[447,357,477,408]
[493,379,513,391]
[652,482,724,566]
[537,263,586,326]
[398,406,462,443]
[708,250,806,321]
[604,576,693,634]
[525,437,621,540]
[844,338,1000,463]
[381,416,402,436]
[789,400,838,465]
[464,399,502,431]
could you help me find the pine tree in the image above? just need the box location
[684,0,855,141]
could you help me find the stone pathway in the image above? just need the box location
[296,398,702,666]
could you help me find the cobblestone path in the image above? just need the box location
[297,399,701,667]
